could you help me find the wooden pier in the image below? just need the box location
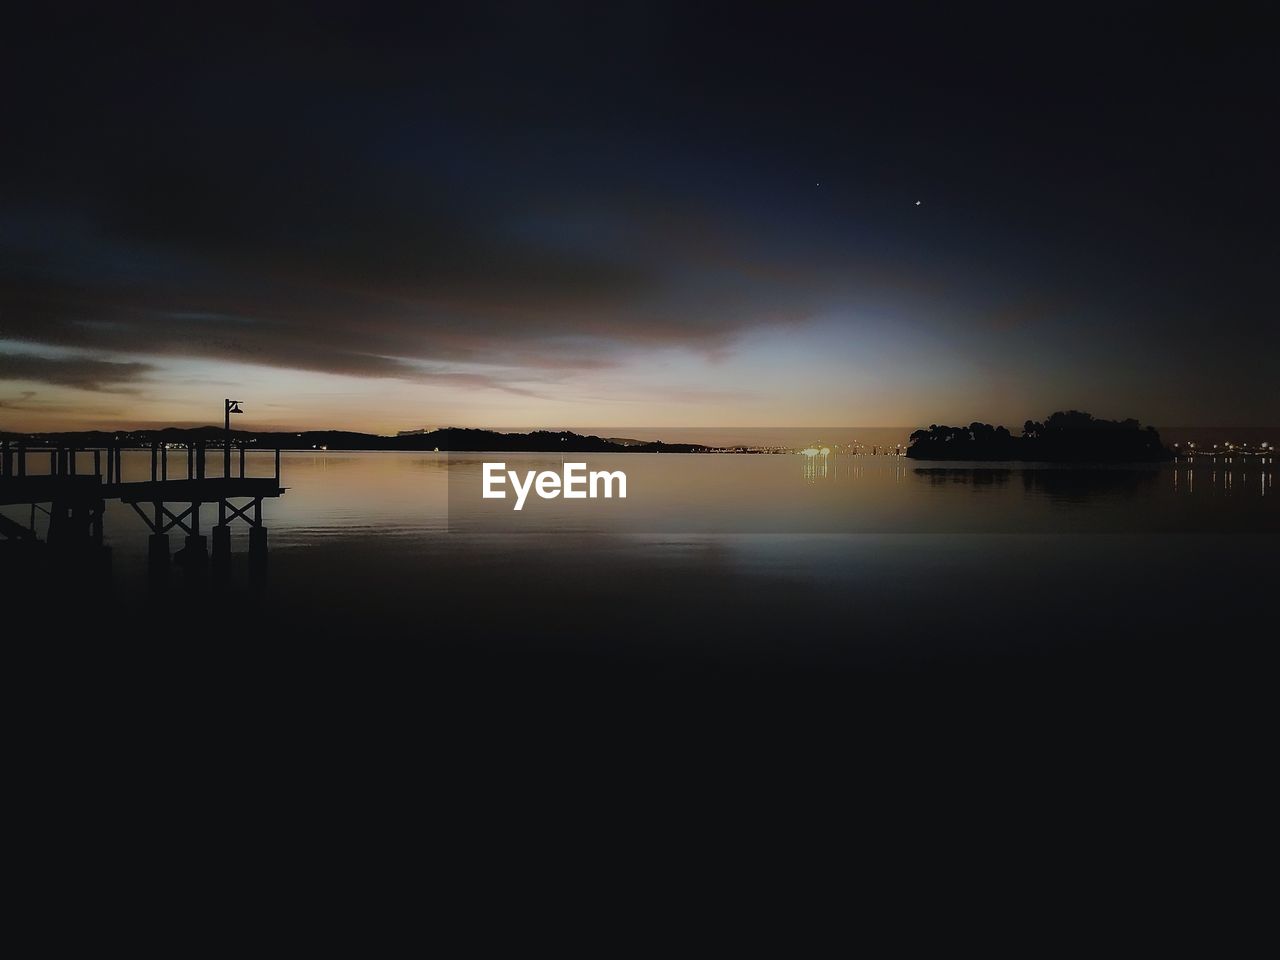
[0,439,285,581]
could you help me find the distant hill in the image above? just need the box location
[906,411,1173,462]
[0,426,708,454]
[603,437,651,447]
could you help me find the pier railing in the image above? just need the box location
[137,440,281,484]
[1,440,281,484]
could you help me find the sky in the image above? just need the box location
[1,3,1276,433]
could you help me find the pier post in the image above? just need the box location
[213,499,231,569]
[183,502,207,568]
[212,527,231,570]
[251,497,267,575]
[148,532,170,585]
[249,525,268,576]
[91,498,104,547]
[74,499,88,540]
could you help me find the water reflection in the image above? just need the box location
[804,453,909,484]
[1020,469,1161,503]
[10,451,1272,553]
[913,464,1275,502]
[915,467,1013,488]
[801,449,828,483]
[912,466,1170,502]
[1171,464,1274,498]
[805,458,1278,503]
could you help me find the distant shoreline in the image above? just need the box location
[0,426,712,454]
[4,421,1273,458]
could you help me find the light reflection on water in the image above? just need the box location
[444,453,1277,536]
[1172,462,1273,497]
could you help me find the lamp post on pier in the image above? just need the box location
[214,398,244,572]
[224,398,243,477]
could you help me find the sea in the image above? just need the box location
[7,442,1275,852]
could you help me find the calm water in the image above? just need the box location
[40,449,1276,556]
[5,451,1274,673]
[7,449,1275,781]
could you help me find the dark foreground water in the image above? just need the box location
[8,450,1272,688]
[6,451,1275,900]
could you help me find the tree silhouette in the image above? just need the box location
[907,412,1172,462]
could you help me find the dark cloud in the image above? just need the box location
[0,189,841,385]
[0,354,154,392]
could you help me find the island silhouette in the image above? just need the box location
[907,411,1173,462]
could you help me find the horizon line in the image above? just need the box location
[5,421,1280,436]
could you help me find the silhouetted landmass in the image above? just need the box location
[0,426,707,454]
[907,411,1173,462]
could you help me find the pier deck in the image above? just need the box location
[104,477,285,502]
[0,474,105,507]
[1,441,285,577]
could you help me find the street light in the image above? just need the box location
[225,399,243,476]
